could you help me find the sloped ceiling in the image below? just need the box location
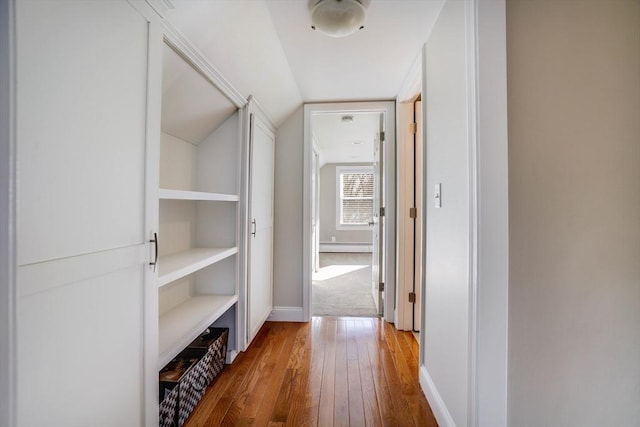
[165,0,303,126]
[265,0,445,102]
[164,0,444,128]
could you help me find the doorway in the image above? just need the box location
[303,102,396,321]
[396,98,424,332]
[310,112,379,317]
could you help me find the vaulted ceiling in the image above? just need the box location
[165,0,444,126]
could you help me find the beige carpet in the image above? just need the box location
[312,252,378,317]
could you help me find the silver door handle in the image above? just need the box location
[368,221,375,226]
[251,219,256,237]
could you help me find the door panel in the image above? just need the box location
[371,115,384,315]
[14,2,153,425]
[248,115,275,343]
[414,101,423,331]
[16,0,149,265]
[17,266,145,427]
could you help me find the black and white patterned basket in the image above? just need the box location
[159,348,207,427]
[159,328,229,427]
[188,328,228,384]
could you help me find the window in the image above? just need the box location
[336,166,374,228]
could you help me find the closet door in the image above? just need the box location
[14,1,155,426]
[247,114,275,344]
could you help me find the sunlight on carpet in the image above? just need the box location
[312,264,368,281]
[312,253,377,317]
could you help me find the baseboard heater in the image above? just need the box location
[319,243,373,253]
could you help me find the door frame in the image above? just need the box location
[398,1,509,426]
[302,101,396,322]
[0,1,16,425]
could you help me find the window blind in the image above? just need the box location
[340,172,373,225]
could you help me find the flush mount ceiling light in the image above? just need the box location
[310,0,367,38]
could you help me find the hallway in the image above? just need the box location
[184,318,437,426]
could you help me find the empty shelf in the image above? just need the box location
[158,247,238,287]
[159,188,239,202]
[159,294,238,367]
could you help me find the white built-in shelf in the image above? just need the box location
[158,247,238,287]
[159,294,238,367]
[159,188,239,202]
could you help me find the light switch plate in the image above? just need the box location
[435,183,442,208]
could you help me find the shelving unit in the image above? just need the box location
[158,247,238,287]
[159,294,238,366]
[159,188,239,202]
[157,38,246,368]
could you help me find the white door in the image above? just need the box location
[371,114,385,315]
[14,1,154,425]
[311,150,320,273]
[414,100,423,331]
[247,114,275,344]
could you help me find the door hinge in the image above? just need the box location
[409,292,416,303]
[379,282,384,292]
[409,123,417,134]
[380,207,385,217]
[409,207,417,218]
[380,131,385,142]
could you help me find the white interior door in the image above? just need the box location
[247,114,275,344]
[414,100,423,331]
[14,1,154,425]
[371,114,384,315]
[311,150,320,273]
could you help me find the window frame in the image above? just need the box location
[335,165,374,230]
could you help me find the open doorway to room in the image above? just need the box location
[311,112,379,316]
[303,101,396,320]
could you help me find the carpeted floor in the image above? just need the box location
[312,252,378,317]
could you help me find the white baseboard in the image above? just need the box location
[267,306,305,322]
[319,243,373,253]
[419,365,456,427]
[225,350,239,364]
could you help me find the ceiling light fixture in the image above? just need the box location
[310,0,366,38]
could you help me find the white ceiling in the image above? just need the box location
[164,0,444,127]
[265,0,445,102]
[312,112,380,166]
[161,43,237,144]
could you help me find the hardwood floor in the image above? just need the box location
[184,317,438,427]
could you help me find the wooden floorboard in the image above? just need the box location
[184,317,438,427]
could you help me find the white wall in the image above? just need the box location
[507,1,640,426]
[319,163,373,245]
[421,0,471,425]
[273,106,304,308]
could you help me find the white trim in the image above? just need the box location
[319,243,373,253]
[144,16,163,426]
[303,101,396,323]
[162,21,247,109]
[0,1,15,425]
[466,1,479,426]
[267,306,305,322]
[247,95,276,132]
[144,0,174,18]
[473,1,509,426]
[420,366,456,427]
